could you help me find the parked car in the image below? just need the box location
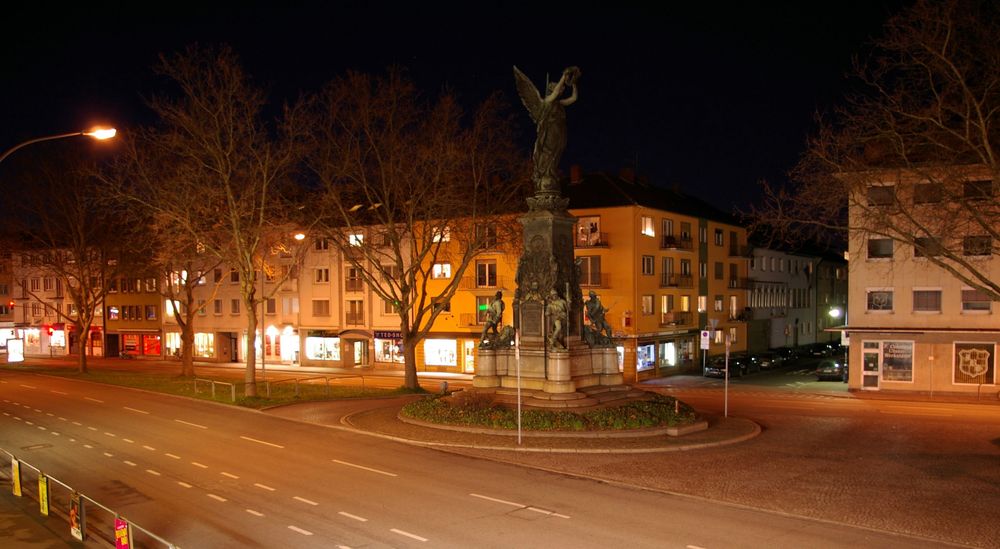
[774,346,799,362]
[740,353,762,374]
[755,351,784,370]
[704,355,746,378]
[815,359,847,381]
[805,342,834,358]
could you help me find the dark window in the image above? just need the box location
[963,236,992,256]
[914,236,943,257]
[963,180,993,200]
[868,239,893,259]
[912,290,941,312]
[867,185,895,206]
[578,256,602,286]
[913,183,943,204]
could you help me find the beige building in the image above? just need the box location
[845,168,998,395]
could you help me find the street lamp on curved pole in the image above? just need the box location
[0,128,117,165]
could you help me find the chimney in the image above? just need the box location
[619,167,635,182]
[570,164,583,184]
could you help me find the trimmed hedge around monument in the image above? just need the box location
[400,392,696,431]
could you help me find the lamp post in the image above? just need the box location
[0,128,117,165]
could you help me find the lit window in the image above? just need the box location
[432,263,451,279]
[640,216,655,237]
[349,233,364,246]
[641,295,653,315]
[432,226,450,242]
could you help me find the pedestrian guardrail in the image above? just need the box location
[193,378,236,402]
[264,374,368,398]
[1,448,179,548]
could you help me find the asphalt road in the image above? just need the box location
[0,369,967,548]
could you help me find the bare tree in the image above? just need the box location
[752,0,1000,299]
[1,152,144,373]
[111,45,309,396]
[307,70,529,390]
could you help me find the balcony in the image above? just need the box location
[345,279,364,292]
[460,313,481,326]
[660,311,692,327]
[575,232,609,248]
[660,235,693,251]
[660,274,694,289]
[345,313,364,325]
[728,277,751,289]
[579,272,608,288]
[459,275,510,291]
[728,244,753,258]
[728,309,752,322]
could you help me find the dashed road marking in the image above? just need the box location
[83,444,93,449]
[220,472,239,479]
[104,452,114,457]
[20,384,36,389]
[104,432,117,438]
[124,461,137,467]
[123,438,135,444]
[293,496,318,506]
[84,397,104,403]
[240,435,284,449]
[124,406,150,415]
[332,459,397,477]
[165,453,181,460]
[175,419,207,429]
[207,494,227,502]
[339,511,367,522]
[146,469,161,476]
[191,462,208,469]
[469,493,571,519]
[246,509,264,517]
[177,482,192,489]
[391,528,427,542]
[142,445,156,451]
[50,391,68,395]
[254,483,275,491]
[287,526,313,536]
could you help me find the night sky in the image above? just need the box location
[2,1,907,213]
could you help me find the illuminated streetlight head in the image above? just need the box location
[294,233,306,241]
[84,128,117,140]
[829,307,842,319]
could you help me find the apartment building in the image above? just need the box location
[846,168,998,395]
[563,170,750,382]
[747,246,848,353]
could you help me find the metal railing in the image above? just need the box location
[193,378,236,402]
[264,374,370,398]
[1,448,179,548]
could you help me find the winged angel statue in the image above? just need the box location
[513,66,581,195]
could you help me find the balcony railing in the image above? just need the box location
[728,309,752,322]
[575,232,609,248]
[459,275,510,291]
[728,244,753,257]
[579,272,608,288]
[345,279,364,292]
[660,235,693,251]
[660,274,694,288]
[728,277,751,289]
[660,311,692,327]
[345,313,364,325]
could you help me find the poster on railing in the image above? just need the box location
[70,492,85,541]
[38,474,49,515]
[11,458,21,496]
[115,516,131,549]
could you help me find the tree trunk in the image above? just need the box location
[402,330,418,390]
[77,329,89,374]
[180,322,195,377]
[245,304,258,397]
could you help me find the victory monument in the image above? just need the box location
[472,66,639,408]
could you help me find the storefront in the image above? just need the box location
[164,331,217,360]
[303,330,341,365]
[114,331,162,357]
[636,332,697,380]
[374,330,404,369]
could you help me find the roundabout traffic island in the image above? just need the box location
[398,388,708,438]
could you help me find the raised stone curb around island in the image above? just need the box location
[397,412,709,438]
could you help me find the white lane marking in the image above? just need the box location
[287,526,313,536]
[33,408,42,412]
[391,529,427,542]
[58,417,66,421]
[146,469,161,476]
[165,453,181,460]
[469,493,571,519]
[191,462,209,469]
[142,445,156,451]
[331,459,397,477]
[69,438,76,442]
[46,413,54,416]
[240,435,284,449]
[207,494,227,502]
[50,432,60,436]
[50,390,68,395]
[246,509,264,517]
[13,416,21,421]
[1,412,8,416]
[293,496,318,506]
[83,444,93,449]
[687,546,709,549]
[123,438,135,444]
[72,421,82,426]
[220,472,239,479]
[104,452,114,457]
[124,461,137,467]
[84,397,104,403]
[87,426,97,431]
[124,406,149,415]
[25,421,33,425]
[254,483,276,491]
[175,419,207,429]
[37,426,46,431]
[19,384,36,389]
[104,432,117,437]
[177,481,193,488]
[338,511,367,522]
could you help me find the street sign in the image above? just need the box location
[700,330,710,350]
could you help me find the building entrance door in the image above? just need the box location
[862,343,880,390]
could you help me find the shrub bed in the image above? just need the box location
[400,392,696,431]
